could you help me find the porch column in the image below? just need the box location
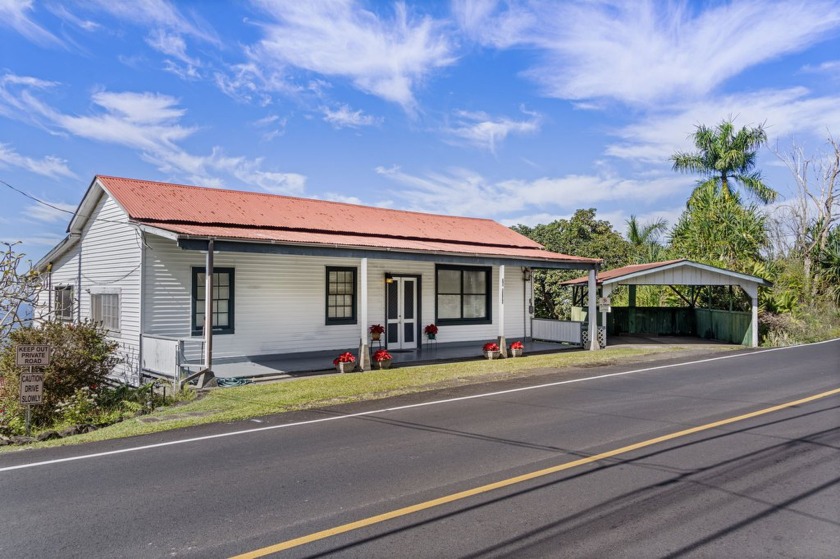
[601,284,612,347]
[358,257,370,370]
[498,265,507,357]
[587,267,599,351]
[742,283,759,348]
[203,239,214,370]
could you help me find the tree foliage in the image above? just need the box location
[513,209,631,318]
[669,184,768,272]
[671,119,778,204]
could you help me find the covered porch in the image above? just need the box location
[141,336,578,383]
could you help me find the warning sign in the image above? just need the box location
[19,372,45,405]
[16,345,51,367]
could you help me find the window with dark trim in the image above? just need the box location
[326,267,357,324]
[55,286,74,322]
[435,265,491,324]
[192,268,235,335]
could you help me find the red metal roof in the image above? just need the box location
[562,260,686,285]
[95,176,598,264]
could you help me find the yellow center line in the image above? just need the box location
[231,387,840,559]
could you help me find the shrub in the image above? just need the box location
[0,320,120,431]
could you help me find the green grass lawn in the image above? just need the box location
[3,345,735,451]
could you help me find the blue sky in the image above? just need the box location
[2,0,840,262]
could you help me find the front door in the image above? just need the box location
[386,277,417,350]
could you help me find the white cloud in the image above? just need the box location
[322,104,381,129]
[457,0,840,106]
[249,0,456,110]
[0,0,64,47]
[375,165,685,218]
[0,143,75,178]
[802,60,840,77]
[444,107,541,152]
[605,88,840,164]
[0,74,307,195]
[85,0,218,44]
[25,201,77,223]
[46,4,100,32]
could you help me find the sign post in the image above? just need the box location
[16,345,50,437]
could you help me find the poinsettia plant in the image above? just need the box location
[333,352,356,365]
[369,324,385,334]
[510,341,524,350]
[483,342,499,352]
[372,349,392,362]
[424,323,438,335]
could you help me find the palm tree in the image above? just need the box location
[671,120,778,204]
[626,215,667,263]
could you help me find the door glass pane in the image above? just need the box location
[463,270,486,294]
[438,295,461,319]
[464,295,486,319]
[404,281,414,319]
[387,282,398,319]
[404,322,414,343]
[388,322,399,342]
[438,269,461,293]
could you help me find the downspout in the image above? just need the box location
[138,231,146,386]
[76,241,82,323]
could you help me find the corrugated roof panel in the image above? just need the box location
[97,175,543,250]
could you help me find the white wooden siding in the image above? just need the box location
[143,235,530,358]
[77,195,142,382]
[37,245,80,322]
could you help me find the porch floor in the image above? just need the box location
[208,339,578,380]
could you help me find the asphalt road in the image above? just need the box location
[1,340,838,558]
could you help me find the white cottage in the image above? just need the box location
[35,176,601,384]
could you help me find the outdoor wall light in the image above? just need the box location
[385,273,394,284]
[522,267,532,281]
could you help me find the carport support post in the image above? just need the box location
[358,257,369,370]
[588,267,599,351]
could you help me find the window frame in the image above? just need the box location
[191,267,235,336]
[54,285,74,322]
[435,264,492,325]
[325,266,358,325]
[91,292,120,333]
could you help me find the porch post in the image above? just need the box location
[359,257,369,370]
[742,283,759,348]
[204,239,214,370]
[601,284,612,347]
[587,267,599,351]
[498,265,507,357]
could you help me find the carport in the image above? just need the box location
[562,259,771,347]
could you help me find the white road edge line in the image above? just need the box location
[2,338,837,473]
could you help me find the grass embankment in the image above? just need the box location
[4,345,735,451]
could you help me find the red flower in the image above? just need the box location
[333,352,356,365]
[483,342,499,352]
[372,349,392,362]
[424,324,438,335]
[369,324,385,334]
[510,341,524,350]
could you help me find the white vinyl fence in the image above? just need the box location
[531,319,584,345]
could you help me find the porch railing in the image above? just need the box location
[531,319,584,345]
[141,335,204,383]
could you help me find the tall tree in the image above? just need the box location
[626,215,667,263]
[671,119,778,204]
[669,185,767,271]
[772,135,840,302]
